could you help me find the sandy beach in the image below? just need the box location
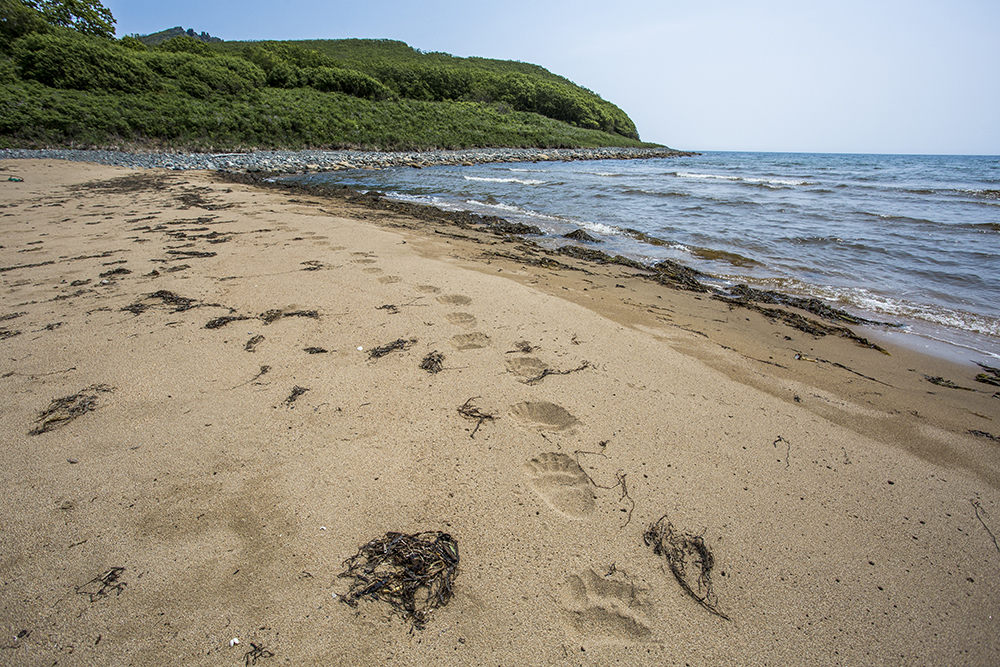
[1,158,997,666]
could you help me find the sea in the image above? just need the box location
[291,152,1000,362]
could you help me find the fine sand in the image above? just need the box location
[1,159,998,666]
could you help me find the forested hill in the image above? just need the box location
[136,26,222,46]
[0,0,657,151]
[208,37,640,141]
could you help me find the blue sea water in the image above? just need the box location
[293,152,1000,360]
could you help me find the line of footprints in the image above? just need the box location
[347,255,657,643]
[523,453,656,643]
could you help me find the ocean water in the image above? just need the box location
[292,152,1000,360]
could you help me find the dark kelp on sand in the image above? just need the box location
[338,531,460,629]
[29,384,114,436]
[644,515,730,621]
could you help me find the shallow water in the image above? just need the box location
[293,151,1000,360]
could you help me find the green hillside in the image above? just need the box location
[0,1,657,151]
[135,26,222,46]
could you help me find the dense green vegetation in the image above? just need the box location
[0,0,655,151]
[136,25,221,46]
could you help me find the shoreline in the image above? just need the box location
[0,146,696,173]
[228,169,1000,366]
[7,148,994,366]
[1,159,998,666]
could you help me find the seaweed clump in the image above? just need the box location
[205,315,249,329]
[975,362,1000,387]
[29,384,114,435]
[338,531,459,629]
[420,351,444,373]
[721,284,894,327]
[259,309,320,324]
[369,338,416,359]
[563,229,602,243]
[643,514,730,621]
[122,290,198,315]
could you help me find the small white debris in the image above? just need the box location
[319,526,327,530]
[229,638,240,647]
[331,592,338,600]
[357,346,363,351]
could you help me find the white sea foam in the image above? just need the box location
[387,192,439,205]
[575,220,620,236]
[463,199,561,221]
[674,172,811,187]
[464,175,547,185]
[717,277,1000,339]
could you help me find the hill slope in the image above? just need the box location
[0,7,657,151]
[210,38,639,140]
[135,26,222,46]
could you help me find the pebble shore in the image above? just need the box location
[0,146,692,173]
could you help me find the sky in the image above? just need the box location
[101,0,1000,155]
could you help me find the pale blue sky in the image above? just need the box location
[102,0,1000,155]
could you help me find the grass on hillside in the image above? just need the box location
[0,81,656,151]
[1,12,657,151]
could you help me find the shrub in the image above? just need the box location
[170,54,264,98]
[118,34,146,51]
[303,66,391,99]
[12,31,155,91]
[0,56,18,83]
[0,0,51,47]
[157,35,213,56]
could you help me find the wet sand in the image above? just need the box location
[1,159,998,666]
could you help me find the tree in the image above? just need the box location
[1,0,49,44]
[25,0,115,39]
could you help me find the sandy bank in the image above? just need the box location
[1,159,997,666]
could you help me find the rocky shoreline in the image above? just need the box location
[0,146,694,173]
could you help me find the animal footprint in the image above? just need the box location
[524,452,594,518]
[451,332,490,350]
[415,284,441,294]
[436,294,472,305]
[445,312,477,328]
[506,356,546,377]
[560,568,653,643]
[510,401,580,432]
[378,275,402,284]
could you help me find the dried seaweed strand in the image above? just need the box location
[458,396,495,437]
[971,499,1000,555]
[76,567,126,602]
[522,361,591,385]
[644,515,730,621]
[615,471,636,528]
[243,642,274,666]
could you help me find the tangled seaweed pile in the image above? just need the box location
[338,531,460,629]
